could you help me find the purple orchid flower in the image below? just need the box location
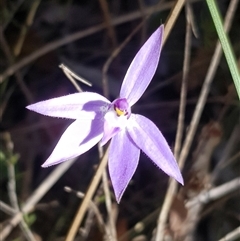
[27,25,183,202]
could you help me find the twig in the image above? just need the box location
[61,55,116,241]
[0,28,34,103]
[61,68,83,92]
[0,86,14,121]
[0,158,77,240]
[0,0,200,82]
[2,0,25,30]
[98,142,116,240]
[187,177,240,208]
[59,64,92,92]
[218,226,240,241]
[137,0,147,43]
[8,164,36,241]
[155,178,177,241]
[174,2,192,159]
[199,191,238,221]
[216,151,240,173]
[7,164,19,210]
[60,73,108,240]
[1,21,56,154]
[64,187,111,238]
[163,0,185,45]
[13,0,41,56]
[98,0,117,47]
[185,0,237,203]
[102,21,145,99]
[65,147,109,241]
[211,124,240,182]
[119,208,160,241]
[81,184,108,240]
[154,0,239,239]
[177,0,239,170]
[17,217,37,241]
[186,3,199,38]
[155,1,193,239]
[102,169,117,241]
[59,64,92,86]
[138,96,240,110]
[217,84,238,122]
[0,200,16,216]
[173,123,221,241]
[4,132,37,241]
[99,11,121,237]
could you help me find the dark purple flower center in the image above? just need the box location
[113,98,131,118]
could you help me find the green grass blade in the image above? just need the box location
[206,0,240,99]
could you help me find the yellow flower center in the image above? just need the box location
[115,107,126,116]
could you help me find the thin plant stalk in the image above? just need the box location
[155,3,192,240]
[65,147,109,241]
[0,158,77,240]
[174,3,192,159]
[0,0,200,82]
[206,0,240,99]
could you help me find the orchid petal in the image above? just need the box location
[109,130,140,203]
[41,119,103,167]
[27,92,110,119]
[120,25,164,106]
[101,121,120,146]
[127,114,184,185]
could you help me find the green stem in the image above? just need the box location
[206,0,240,99]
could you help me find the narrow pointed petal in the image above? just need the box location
[27,92,110,119]
[127,114,184,185]
[120,25,164,106]
[42,119,103,167]
[109,130,140,203]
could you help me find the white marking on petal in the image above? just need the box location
[104,107,128,129]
